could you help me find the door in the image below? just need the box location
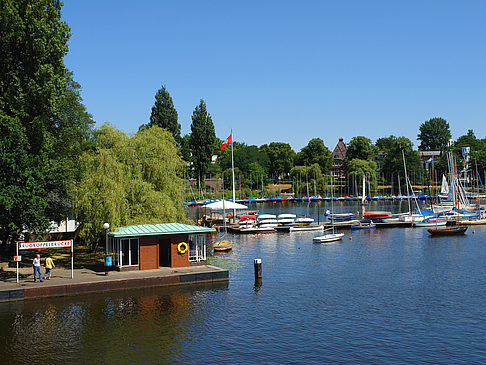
[159,238,171,267]
[120,238,139,267]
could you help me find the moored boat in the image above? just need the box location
[213,240,232,252]
[350,222,376,230]
[458,218,486,225]
[295,216,314,225]
[427,226,468,235]
[290,225,324,232]
[413,219,447,227]
[363,211,393,219]
[313,233,344,243]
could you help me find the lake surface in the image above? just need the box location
[2,201,486,364]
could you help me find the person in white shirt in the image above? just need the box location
[33,254,43,282]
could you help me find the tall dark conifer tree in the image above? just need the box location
[189,100,216,181]
[148,85,181,144]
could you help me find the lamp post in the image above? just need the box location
[103,222,110,275]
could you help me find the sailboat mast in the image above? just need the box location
[231,129,236,221]
[402,150,412,217]
[362,174,366,204]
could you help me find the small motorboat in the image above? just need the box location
[313,233,344,243]
[213,240,232,252]
[427,226,468,236]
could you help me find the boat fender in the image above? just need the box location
[349,237,353,241]
[177,242,188,254]
[226,212,233,219]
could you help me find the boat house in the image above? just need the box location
[107,223,214,271]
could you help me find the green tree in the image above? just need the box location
[145,85,181,143]
[218,142,270,176]
[376,135,396,152]
[345,136,377,162]
[346,159,377,192]
[290,164,324,196]
[180,134,192,162]
[417,117,451,151]
[295,138,333,173]
[75,124,188,250]
[260,142,296,179]
[381,136,421,185]
[0,0,75,248]
[454,130,482,151]
[189,100,216,181]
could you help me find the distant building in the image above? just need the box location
[419,150,441,166]
[331,138,347,177]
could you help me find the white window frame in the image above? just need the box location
[188,234,206,262]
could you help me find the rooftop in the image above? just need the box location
[109,223,214,238]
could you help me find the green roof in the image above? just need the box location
[109,223,215,238]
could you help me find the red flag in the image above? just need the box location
[220,134,232,150]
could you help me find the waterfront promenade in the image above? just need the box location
[0,262,228,303]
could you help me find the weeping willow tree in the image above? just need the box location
[290,164,324,196]
[346,159,378,195]
[75,124,189,250]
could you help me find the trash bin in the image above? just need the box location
[105,256,112,267]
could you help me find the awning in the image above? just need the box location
[202,200,248,210]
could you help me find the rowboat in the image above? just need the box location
[213,240,232,252]
[328,213,355,222]
[363,211,392,219]
[350,223,376,230]
[427,226,468,236]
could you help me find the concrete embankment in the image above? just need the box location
[0,264,228,303]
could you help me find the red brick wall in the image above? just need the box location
[139,236,158,270]
[170,234,189,268]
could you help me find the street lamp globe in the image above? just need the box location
[103,222,110,230]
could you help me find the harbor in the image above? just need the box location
[2,202,486,363]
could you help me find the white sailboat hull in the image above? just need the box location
[313,233,344,243]
[290,225,324,232]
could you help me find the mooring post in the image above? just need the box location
[254,259,262,281]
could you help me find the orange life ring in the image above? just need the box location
[226,212,233,219]
[177,242,188,254]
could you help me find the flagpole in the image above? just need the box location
[231,129,236,222]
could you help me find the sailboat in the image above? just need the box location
[313,175,344,243]
[361,174,368,206]
[398,150,433,223]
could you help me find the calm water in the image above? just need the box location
[2,202,486,364]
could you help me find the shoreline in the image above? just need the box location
[0,264,228,303]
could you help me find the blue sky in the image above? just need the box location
[62,1,485,151]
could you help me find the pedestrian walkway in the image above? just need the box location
[0,262,228,302]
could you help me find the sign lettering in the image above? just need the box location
[18,240,72,250]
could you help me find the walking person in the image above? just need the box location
[45,254,55,280]
[33,254,43,282]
